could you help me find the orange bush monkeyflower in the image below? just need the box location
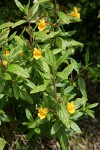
[38,19,46,31]
[33,48,42,60]
[2,60,8,66]
[5,50,10,56]
[67,101,75,114]
[38,107,48,119]
[70,7,80,19]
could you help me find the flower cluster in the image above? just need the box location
[67,101,75,114]
[70,7,80,19]
[33,48,42,60]
[38,19,46,31]
[2,60,8,66]
[38,107,48,119]
[5,50,10,56]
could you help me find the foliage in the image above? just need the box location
[0,0,98,149]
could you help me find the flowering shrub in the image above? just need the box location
[0,0,98,149]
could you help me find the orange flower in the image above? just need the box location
[70,7,80,19]
[5,50,10,56]
[2,60,8,66]
[33,48,42,60]
[38,107,48,119]
[67,101,75,114]
[38,19,46,31]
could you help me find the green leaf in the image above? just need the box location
[0,22,14,30]
[0,113,10,122]
[75,97,87,109]
[53,48,64,54]
[28,118,47,128]
[58,11,70,24]
[14,0,24,12]
[51,120,61,135]
[29,2,39,19]
[4,73,11,80]
[8,31,17,41]
[57,128,69,150]
[40,58,50,74]
[87,103,98,109]
[71,111,83,120]
[15,140,22,150]
[12,20,27,28]
[57,64,74,80]
[78,76,87,98]
[57,48,74,67]
[20,88,33,104]
[8,64,30,78]
[70,121,82,133]
[45,49,56,67]
[0,137,6,150]
[85,109,95,118]
[25,109,33,121]
[25,79,36,89]
[68,93,76,101]
[30,81,48,93]
[12,83,20,100]
[65,39,83,47]
[57,71,68,80]
[0,94,4,99]
[40,32,59,41]
[85,50,89,66]
[0,83,5,94]
[0,28,9,46]
[24,0,30,15]
[56,103,70,128]
[56,37,66,49]
[64,85,74,94]
[14,35,24,46]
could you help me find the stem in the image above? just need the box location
[54,0,58,30]
[52,69,57,101]
[28,21,33,49]
[27,14,34,49]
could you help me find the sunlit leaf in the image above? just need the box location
[0,137,6,150]
[8,64,30,78]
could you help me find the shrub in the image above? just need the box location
[0,0,98,149]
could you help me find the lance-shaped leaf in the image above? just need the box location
[12,20,27,28]
[57,64,74,80]
[74,97,87,109]
[12,83,20,100]
[56,103,70,128]
[78,76,87,98]
[65,39,83,47]
[8,64,30,78]
[57,127,69,150]
[20,88,33,104]
[29,2,39,19]
[14,0,24,13]
[70,121,82,134]
[58,11,70,24]
[51,120,61,135]
[85,50,89,66]
[30,81,48,93]
[56,37,66,49]
[25,109,34,121]
[0,28,9,46]
[0,22,14,30]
